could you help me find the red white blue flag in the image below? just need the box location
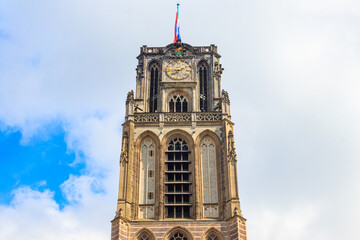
[173,3,181,43]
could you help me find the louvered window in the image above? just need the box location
[165,138,191,218]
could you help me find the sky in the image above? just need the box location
[0,0,359,239]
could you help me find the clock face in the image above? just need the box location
[165,60,191,80]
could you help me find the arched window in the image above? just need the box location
[206,234,219,240]
[169,232,189,240]
[139,138,155,219]
[165,138,191,218]
[199,62,208,112]
[201,138,219,218]
[169,95,188,112]
[149,63,159,112]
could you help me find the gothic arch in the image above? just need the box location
[135,130,161,147]
[165,90,192,112]
[197,59,209,67]
[195,130,222,219]
[201,227,225,240]
[195,130,221,147]
[161,129,194,147]
[134,131,160,219]
[133,228,156,240]
[147,59,161,71]
[163,226,194,240]
[166,90,192,102]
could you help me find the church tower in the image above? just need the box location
[111,29,247,240]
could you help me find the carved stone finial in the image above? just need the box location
[222,89,230,104]
[126,90,134,104]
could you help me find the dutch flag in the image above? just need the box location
[173,3,181,43]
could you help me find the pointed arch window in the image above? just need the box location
[199,62,208,112]
[149,63,159,112]
[169,95,188,112]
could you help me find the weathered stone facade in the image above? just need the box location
[111,41,247,240]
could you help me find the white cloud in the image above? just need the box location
[0,186,110,240]
[0,0,359,239]
[248,203,321,240]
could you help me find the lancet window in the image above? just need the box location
[199,62,208,112]
[165,138,191,218]
[139,138,155,219]
[201,137,219,218]
[149,63,159,112]
[169,95,188,112]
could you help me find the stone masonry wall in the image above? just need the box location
[111,216,246,240]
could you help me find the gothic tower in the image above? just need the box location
[111,40,247,240]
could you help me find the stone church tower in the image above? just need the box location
[111,40,247,240]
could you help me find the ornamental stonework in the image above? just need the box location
[112,38,247,240]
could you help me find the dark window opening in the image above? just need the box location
[149,64,159,112]
[168,95,188,112]
[169,99,174,112]
[199,63,208,112]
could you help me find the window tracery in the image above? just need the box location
[138,233,151,240]
[169,232,189,240]
[206,233,219,240]
[169,95,188,112]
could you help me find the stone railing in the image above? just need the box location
[196,112,222,121]
[133,113,159,122]
[164,113,191,122]
[133,112,222,123]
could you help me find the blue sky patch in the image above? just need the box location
[0,126,85,208]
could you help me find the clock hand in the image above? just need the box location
[167,67,182,71]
